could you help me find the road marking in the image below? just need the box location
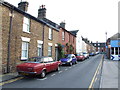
[95,77,97,82]
[88,55,103,90]
[37,77,47,81]
[58,71,63,73]
[65,69,68,71]
[73,65,75,67]
[0,77,23,86]
[51,74,56,77]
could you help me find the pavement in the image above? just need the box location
[0,72,19,83]
[100,56,119,89]
[0,54,119,89]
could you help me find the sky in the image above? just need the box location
[4,0,119,42]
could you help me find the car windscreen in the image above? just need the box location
[65,54,72,58]
[75,54,80,56]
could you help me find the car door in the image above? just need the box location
[48,57,57,71]
[72,55,76,63]
[43,57,51,72]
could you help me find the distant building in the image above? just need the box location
[106,33,120,60]
[78,36,96,54]
[92,42,106,53]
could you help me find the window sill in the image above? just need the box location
[21,57,28,60]
[23,31,31,34]
[48,39,53,41]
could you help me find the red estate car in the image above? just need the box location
[17,56,61,78]
[75,53,85,61]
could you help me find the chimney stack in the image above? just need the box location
[38,5,46,19]
[18,1,29,12]
[60,21,66,28]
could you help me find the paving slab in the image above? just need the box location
[100,59,119,88]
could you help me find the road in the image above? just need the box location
[2,54,103,88]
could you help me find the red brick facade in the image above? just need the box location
[59,28,76,54]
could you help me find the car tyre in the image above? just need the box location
[75,61,77,64]
[69,62,73,66]
[56,65,60,71]
[40,70,46,78]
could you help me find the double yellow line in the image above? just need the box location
[88,55,104,90]
[0,77,23,86]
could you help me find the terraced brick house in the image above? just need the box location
[59,22,78,54]
[1,1,59,74]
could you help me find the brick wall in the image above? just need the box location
[43,26,59,60]
[0,5,2,73]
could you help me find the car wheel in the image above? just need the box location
[56,65,60,71]
[75,61,77,64]
[69,62,73,66]
[40,70,46,78]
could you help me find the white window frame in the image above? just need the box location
[21,37,30,60]
[38,43,42,57]
[48,28,53,40]
[37,40,43,57]
[48,46,52,57]
[21,42,29,60]
[62,31,65,41]
[23,17,30,33]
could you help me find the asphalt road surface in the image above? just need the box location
[2,54,103,88]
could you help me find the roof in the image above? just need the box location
[69,30,79,36]
[110,33,120,40]
[41,18,60,31]
[1,1,77,36]
[1,1,59,31]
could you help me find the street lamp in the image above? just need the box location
[105,32,107,41]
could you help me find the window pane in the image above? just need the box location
[24,17,29,24]
[23,17,30,32]
[48,46,52,56]
[62,31,65,40]
[119,47,120,55]
[48,57,53,62]
[115,47,118,55]
[49,28,52,40]
[111,47,114,54]
[22,42,28,58]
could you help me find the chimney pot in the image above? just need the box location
[38,5,46,19]
[18,1,29,12]
[60,21,66,28]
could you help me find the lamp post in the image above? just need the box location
[105,32,108,58]
[105,32,107,41]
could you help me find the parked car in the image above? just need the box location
[60,54,77,66]
[17,56,61,78]
[89,52,95,56]
[75,53,85,61]
[95,51,99,55]
[83,52,89,59]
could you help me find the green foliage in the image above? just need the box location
[58,43,65,60]
[69,44,74,51]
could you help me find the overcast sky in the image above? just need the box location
[5,0,119,42]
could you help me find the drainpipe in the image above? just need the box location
[7,8,13,73]
[42,24,45,56]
